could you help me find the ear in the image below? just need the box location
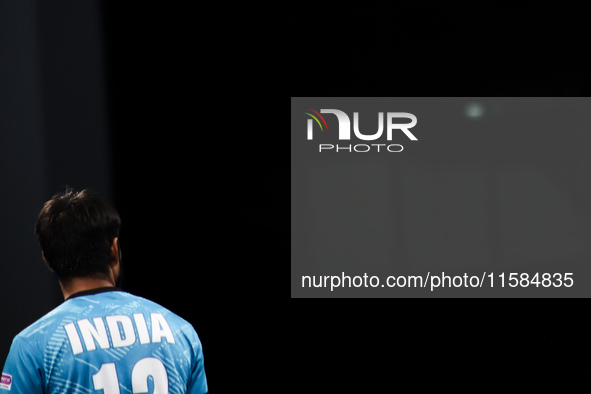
[42,251,55,273]
[110,237,120,267]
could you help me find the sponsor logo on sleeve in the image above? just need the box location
[0,373,12,390]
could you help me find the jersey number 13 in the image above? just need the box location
[92,357,168,393]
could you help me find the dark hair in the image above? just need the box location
[35,188,121,282]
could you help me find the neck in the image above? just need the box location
[60,275,116,300]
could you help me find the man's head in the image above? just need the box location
[35,188,121,285]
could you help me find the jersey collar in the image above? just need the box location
[66,286,122,301]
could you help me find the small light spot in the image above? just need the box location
[465,102,485,120]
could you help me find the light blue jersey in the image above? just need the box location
[0,288,207,394]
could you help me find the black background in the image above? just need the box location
[89,2,277,390]
[101,2,221,390]
[101,2,268,391]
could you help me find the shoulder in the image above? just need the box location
[9,302,71,359]
[116,292,200,338]
[14,301,70,341]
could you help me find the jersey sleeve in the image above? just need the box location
[0,336,44,393]
[186,333,208,394]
